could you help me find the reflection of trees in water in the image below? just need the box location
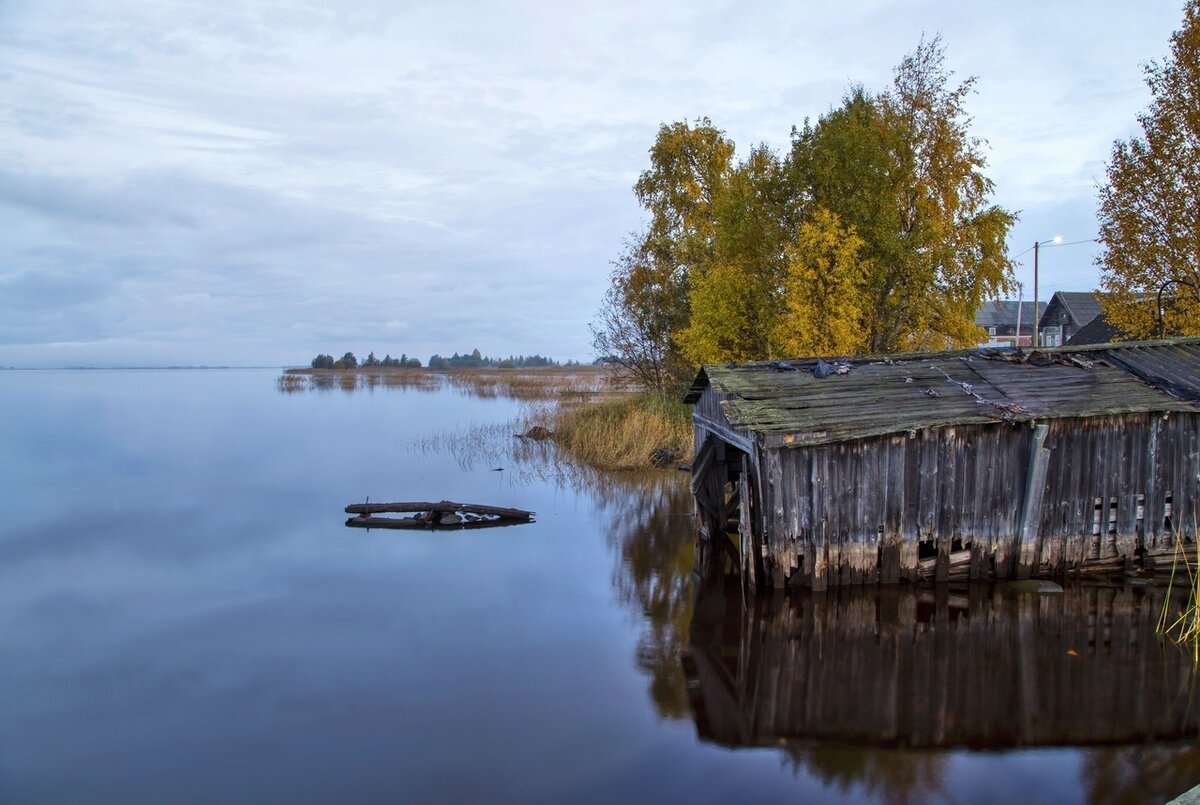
[274,370,608,399]
[599,476,696,720]
[275,372,444,394]
[1081,743,1200,805]
[410,412,699,719]
[782,746,947,805]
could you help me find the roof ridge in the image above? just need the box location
[698,335,1200,371]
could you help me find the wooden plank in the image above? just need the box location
[345,500,533,518]
[692,412,756,455]
[1016,424,1051,578]
[346,515,531,530]
[689,435,716,495]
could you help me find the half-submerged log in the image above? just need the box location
[344,500,534,530]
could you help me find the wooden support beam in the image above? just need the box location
[1016,424,1051,579]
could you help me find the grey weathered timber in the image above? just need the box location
[686,338,1200,590]
[686,584,1200,753]
[344,500,534,530]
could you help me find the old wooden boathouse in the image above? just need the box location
[685,337,1200,590]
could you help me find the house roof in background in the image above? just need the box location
[1065,313,1125,346]
[974,300,1046,329]
[686,338,1200,448]
[1042,291,1105,327]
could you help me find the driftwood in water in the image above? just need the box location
[344,500,534,530]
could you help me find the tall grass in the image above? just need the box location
[529,392,693,471]
[1157,529,1200,662]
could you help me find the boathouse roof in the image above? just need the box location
[684,337,1200,448]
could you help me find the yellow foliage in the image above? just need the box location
[675,261,772,365]
[1097,0,1200,339]
[774,208,870,357]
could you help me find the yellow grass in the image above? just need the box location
[531,392,693,471]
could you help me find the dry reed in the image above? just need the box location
[527,393,693,471]
[1157,528,1200,662]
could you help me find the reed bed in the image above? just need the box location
[442,367,614,400]
[280,365,688,471]
[1157,529,1200,660]
[525,393,693,471]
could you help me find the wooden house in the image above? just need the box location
[684,337,1200,591]
[1037,291,1106,346]
[973,300,1045,347]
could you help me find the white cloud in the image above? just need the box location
[0,0,1186,365]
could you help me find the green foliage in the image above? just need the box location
[676,144,795,364]
[310,354,335,369]
[790,38,1014,353]
[596,36,1015,374]
[1098,0,1200,339]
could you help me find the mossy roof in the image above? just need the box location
[685,337,1200,447]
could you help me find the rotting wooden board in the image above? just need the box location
[345,500,533,518]
[344,500,534,530]
[345,515,533,530]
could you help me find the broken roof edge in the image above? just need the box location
[754,403,1198,449]
[682,335,1200,403]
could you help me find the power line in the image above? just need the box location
[1043,238,1099,248]
[1011,238,1098,261]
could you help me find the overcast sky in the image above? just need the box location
[0,0,1186,367]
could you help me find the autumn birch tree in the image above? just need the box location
[596,37,1015,377]
[787,37,1013,353]
[773,208,870,357]
[1098,0,1200,338]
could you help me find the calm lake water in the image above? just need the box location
[2,369,1198,804]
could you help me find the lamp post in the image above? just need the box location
[1032,236,1062,347]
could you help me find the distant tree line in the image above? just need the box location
[310,349,565,370]
[426,349,561,369]
[310,352,421,369]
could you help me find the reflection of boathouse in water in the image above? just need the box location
[684,584,1200,751]
[684,338,1200,591]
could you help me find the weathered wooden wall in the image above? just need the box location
[745,411,1200,589]
[691,384,765,591]
[691,380,1200,590]
[685,584,1200,749]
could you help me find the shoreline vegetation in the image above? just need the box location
[279,365,692,471]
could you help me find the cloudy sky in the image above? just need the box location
[0,0,1186,367]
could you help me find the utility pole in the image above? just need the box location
[1033,241,1040,348]
[1031,237,1061,348]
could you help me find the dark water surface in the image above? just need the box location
[2,369,1198,803]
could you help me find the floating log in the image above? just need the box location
[344,500,534,530]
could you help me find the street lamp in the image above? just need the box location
[1032,236,1062,347]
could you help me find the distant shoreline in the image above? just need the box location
[282,365,604,376]
[0,365,283,371]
